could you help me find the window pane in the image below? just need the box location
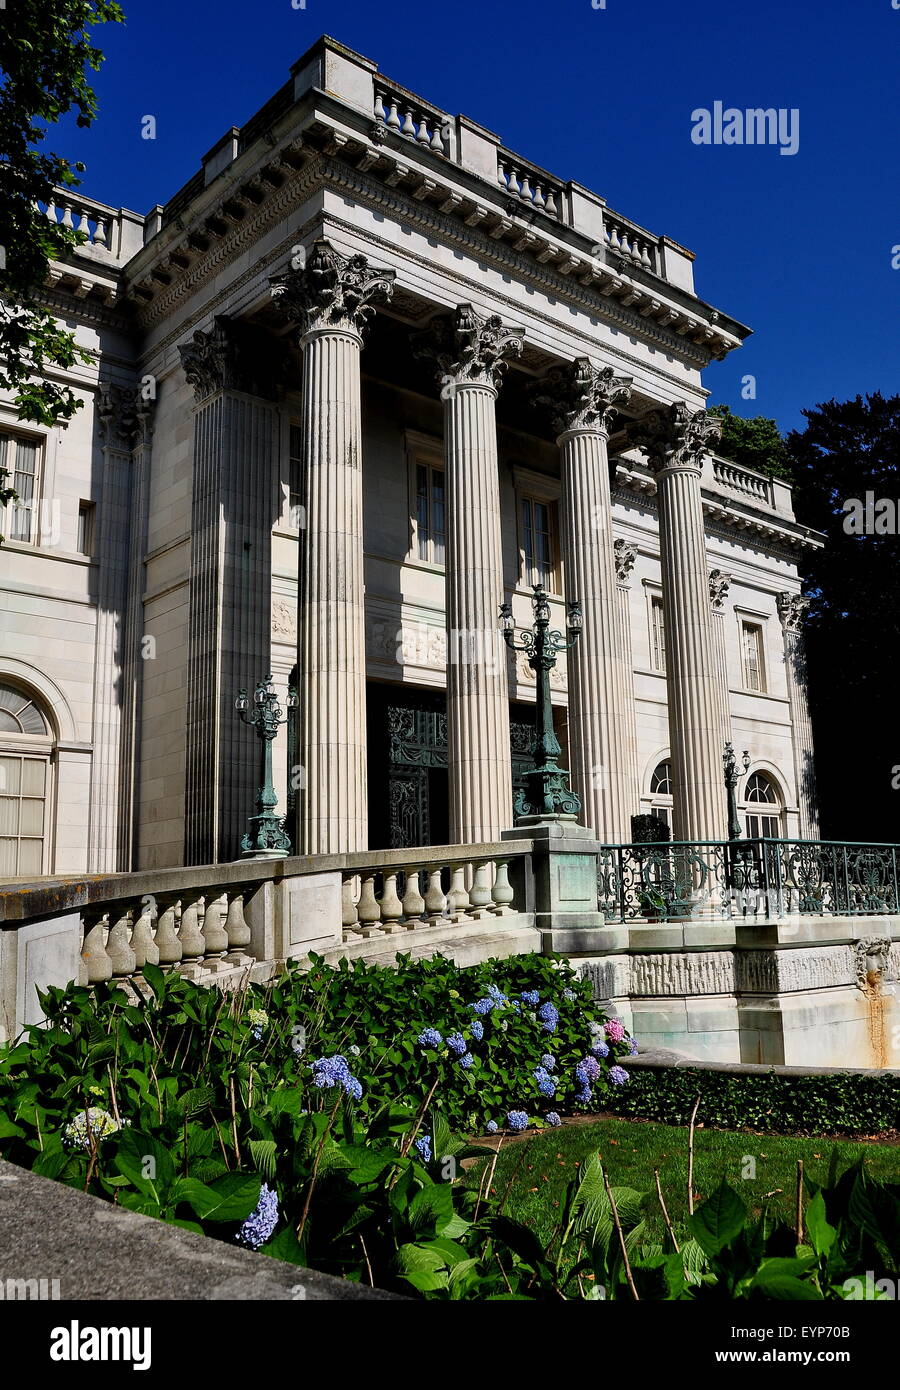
[0,798,18,835]
[0,757,21,794]
[20,799,44,835]
[0,839,16,876]
[18,838,42,875]
[21,759,45,795]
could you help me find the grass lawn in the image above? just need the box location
[468,1114,900,1247]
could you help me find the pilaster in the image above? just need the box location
[777,592,820,839]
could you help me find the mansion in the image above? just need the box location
[0,34,823,877]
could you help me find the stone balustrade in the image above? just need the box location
[341,850,519,942]
[373,85,449,156]
[39,190,144,266]
[711,455,774,507]
[496,152,564,220]
[600,214,659,274]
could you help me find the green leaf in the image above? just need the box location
[113,1130,175,1202]
[804,1191,837,1258]
[688,1180,747,1257]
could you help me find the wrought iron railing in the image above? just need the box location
[598,839,900,922]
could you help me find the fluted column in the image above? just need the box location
[777,593,820,839]
[709,568,733,754]
[531,360,634,841]
[270,240,396,854]
[415,305,524,842]
[179,317,281,864]
[614,538,641,831]
[88,385,150,872]
[631,405,727,843]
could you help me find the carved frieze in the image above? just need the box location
[614,537,637,585]
[708,568,732,611]
[271,597,296,642]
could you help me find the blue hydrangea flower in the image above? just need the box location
[62,1107,120,1152]
[520,990,541,1007]
[546,1112,561,1127]
[487,983,508,1005]
[344,1076,363,1101]
[417,1027,443,1048]
[235,1183,279,1250]
[506,1110,529,1133]
[458,1052,475,1069]
[533,1067,556,1097]
[486,1120,498,1134]
[609,1066,630,1086]
[537,1002,559,1034]
[628,1037,639,1056]
[311,1054,363,1101]
[541,1054,556,1071]
[591,1039,609,1059]
[415,1135,432,1162]
[563,988,577,1002]
[470,1020,484,1041]
[575,1085,592,1104]
[471,998,494,1016]
[588,1020,604,1038]
[447,1032,467,1056]
[577,1055,602,1082]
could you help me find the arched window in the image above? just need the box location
[743,771,782,840]
[649,759,673,828]
[0,681,53,875]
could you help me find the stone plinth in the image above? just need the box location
[504,816,605,932]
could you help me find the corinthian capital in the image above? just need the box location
[179,317,243,401]
[629,401,722,473]
[530,357,633,437]
[269,239,395,339]
[708,568,732,610]
[97,383,154,449]
[777,591,810,633]
[413,303,524,391]
[614,537,638,584]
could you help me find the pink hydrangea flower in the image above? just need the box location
[604,1018,626,1043]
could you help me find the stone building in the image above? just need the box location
[0,35,822,877]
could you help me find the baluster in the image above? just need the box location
[45,199,58,224]
[619,229,632,259]
[177,892,206,973]
[640,241,653,270]
[519,172,533,202]
[631,236,643,266]
[429,123,444,153]
[373,90,387,125]
[224,889,252,961]
[386,99,402,132]
[93,217,108,248]
[415,114,431,145]
[60,203,74,230]
[356,873,382,937]
[76,207,92,240]
[106,906,136,977]
[447,865,471,923]
[81,909,113,983]
[507,166,521,197]
[491,860,515,916]
[545,187,559,217]
[607,222,620,251]
[401,870,425,929]
[201,891,229,963]
[532,183,546,210]
[379,871,405,932]
[424,867,447,924]
[342,876,360,940]
[131,897,159,971]
[497,159,507,188]
[154,895,182,967]
[469,863,493,919]
[401,108,417,139]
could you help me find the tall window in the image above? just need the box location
[741,621,766,692]
[415,462,445,565]
[77,501,95,556]
[649,758,673,828]
[0,683,51,876]
[744,772,782,839]
[522,496,556,589]
[1,432,41,543]
[650,596,666,672]
[287,423,304,529]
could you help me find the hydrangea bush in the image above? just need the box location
[266,950,635,1133]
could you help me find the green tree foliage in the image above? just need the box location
[787,393,900,840]
[0,0,123,425]
[708,403,793,480]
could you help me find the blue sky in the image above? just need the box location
[56,0,899,434]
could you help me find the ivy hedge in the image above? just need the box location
[605,1063,900,1137]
